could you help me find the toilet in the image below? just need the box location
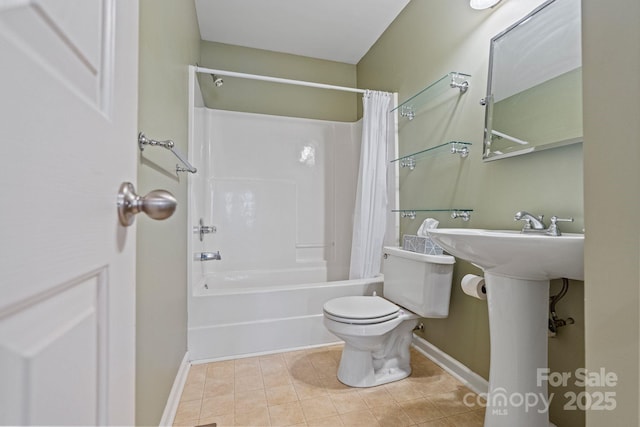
[323,246,455,387]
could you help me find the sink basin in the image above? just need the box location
[427,228,584,281]
[426,228,584,427]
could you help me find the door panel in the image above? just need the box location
[0,0,137,424]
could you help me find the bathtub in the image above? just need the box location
[187,275,383,362]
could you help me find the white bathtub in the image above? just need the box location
[187,275,383,362]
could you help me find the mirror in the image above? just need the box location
[483,0,582,161]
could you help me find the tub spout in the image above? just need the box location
[195,251,221,261]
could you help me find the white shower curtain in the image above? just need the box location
[349,90,392,279]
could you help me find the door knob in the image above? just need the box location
[117,182,177,227]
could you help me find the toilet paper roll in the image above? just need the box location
[461,274,487,300]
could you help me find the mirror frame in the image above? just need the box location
[482,0,582,161]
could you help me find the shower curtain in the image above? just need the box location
[349,90,392,279]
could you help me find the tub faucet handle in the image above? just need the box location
[195,218,217,241]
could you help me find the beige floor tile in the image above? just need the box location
[188,363,207,382]
[442,410,485,427]
[235,372,264,392]
[180,381,205,403]
[293,378,328,400]
[235,388,268,411]
[288,360,319,382]
[370,402,414,427]
[399,397,445,424]
[269,401,306,426]
[299,396,337,421]
[358,386,394,408]
[203,377,234,399]
[416,418,450,427]
[325,346,343,360]
[410,374,460,396]
[266,384,299,406]
[199,394,234,418]
[198,412,235,427]
[235,357,262,377]
[338,409,381,427]
[311,360,338,378]
[206,360,234,380]
[308,350,336,367]
[174,399,202,424]
[235,405,271,426]
[173,419,198,427]
[307,415,343,426]
[428,388,476,417]
[384,379,424,402]
[283,349,309,365]
[329,390,368,414]
[260,355,288,375]
[319,375,351,394]
[263,371,293,388]
[172,418,198,427]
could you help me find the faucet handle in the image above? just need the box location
[547,216,574,236]
[550,216,574,225]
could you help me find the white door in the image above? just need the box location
[0,1,138,425]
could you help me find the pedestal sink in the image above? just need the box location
[427,229,584,427]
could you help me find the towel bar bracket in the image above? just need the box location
[138,132,197,174]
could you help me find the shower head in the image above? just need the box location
[211,74,223,87]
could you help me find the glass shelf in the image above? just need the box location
[391,141,472,169]
[393,209,474,221]
[391,72,471,119]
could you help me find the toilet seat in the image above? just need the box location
[323,296,400,325]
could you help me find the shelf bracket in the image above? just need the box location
[451,211,471,221]
[450,142,470,158]
[401,211,417,219]
[449,73,470,93]
[400,156,416,170]
[400,105,415,120]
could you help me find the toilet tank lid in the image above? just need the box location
[383,246,455,264]
[323,296,399,319]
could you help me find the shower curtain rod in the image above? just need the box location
[194,65,367,94]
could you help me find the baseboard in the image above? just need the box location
[412,334,488,395]
[159,351,191,427]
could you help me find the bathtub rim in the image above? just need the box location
[194,274,384,297]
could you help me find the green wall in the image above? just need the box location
[357,1,584,426]
[583,0,640,424]
[198,41,358,122]
[137,0,200,425]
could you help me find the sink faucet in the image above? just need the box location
[514,211,546,230]
[514,211,574,236]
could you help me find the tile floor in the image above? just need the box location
[173,345,485,427]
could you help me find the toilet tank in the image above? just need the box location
[382,246,455,318]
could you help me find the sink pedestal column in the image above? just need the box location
[484,272,551,427]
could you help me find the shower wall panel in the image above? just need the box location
[193,109,361,288]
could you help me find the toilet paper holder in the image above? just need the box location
[461,274,487,300]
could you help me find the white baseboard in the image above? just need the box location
[159,351,191,427]
[412,334,488,395]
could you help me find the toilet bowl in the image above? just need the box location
[323,247,455,388]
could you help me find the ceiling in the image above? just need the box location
[194,0,411,65]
